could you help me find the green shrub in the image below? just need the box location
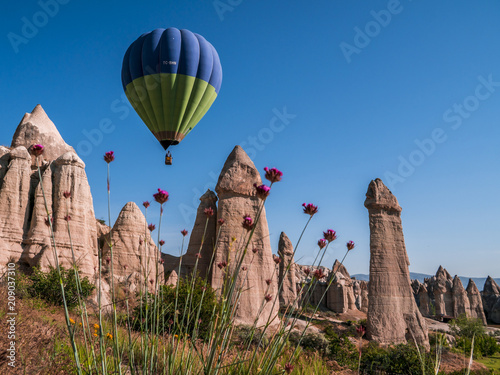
[323,326,358,368]
[359,342,436,375]
[236,325,269,348]
[450,314,486,339]
[451,314,500,358]
[288,331,329,354]
[28,266,95,308]
[132,276,217,340]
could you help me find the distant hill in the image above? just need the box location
[351,273,500,291]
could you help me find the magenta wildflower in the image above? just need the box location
[347,241,355,251]
[31,144,44,157]
[159,240,165,246]
[159,259,164,264]
[181,229,188,237]
[265,278,272,285]
[313,268,325,280]
[273,254,281,264]
[106,257,110,265]
[323,229,337,242]
[218,218,225,225]
[143,201,150,209]
[195,253,202,259]
[103,151,114,163]
[253,183,271,200]
[149,279,153,285]
[264,294,273,303]
[204,207,214,217]
[153,188,169,204]
[302,203,318,216]
[252,248,260,254]
[63,191,71,199]
[64,215,71,222]
[318,239,327,249]
[242,216,253,231]
[356,325,366,338]
[217,261,227,269]
[304,267,311,276]
[241,266,248,271]
[44,217,53,227]
[285,363,294,374]
[148,223,155,232]
[263,167,283,183]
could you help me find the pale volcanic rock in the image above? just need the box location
[466,280,487,325]
[21,152,98,279]
[278,232,297,308]
[182,190,218,279]
[432,266,454,317]
[11,105,74,162]
[166,270,178,286]
[102,202,159,292]
[417,284,431,317]
[452,276,470,318]
[482,276,500,323]
[327,260,357,313]
[212,146,279,326]
[365,178,429,349]
[0,146,32,267]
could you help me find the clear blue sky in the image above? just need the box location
[1,0,499,278]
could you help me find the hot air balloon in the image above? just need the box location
[121,28,222,165]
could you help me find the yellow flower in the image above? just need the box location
[79,323,82,326]
[94,324,99,330]
[106,333,113,340]
[174,334,179,338]
[69,318,75,324]
[93,333,98,337]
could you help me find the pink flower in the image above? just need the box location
[323,229,337,242]
[148,223,155,232]
[264,294,273,302]
[64,215,71,221]
[181,229,188,237]
[285,363,294,374]
[149,279,154,285]
[252,248,260,254]
[313,268,325,280]
[304,267,310,276]
[241,266,248,271]
[263,167,282,183]
[106,257,110,265]
[123,265,128,270]
[103,151,114,163]
[242,216,253,231]
[159,240,165,246]
[346,241,355,251]
[204,207,214,217]
[44,217,53,227]
[63,191,71,199]
[253,183,271,200]
[302,203,318,216]
[273,254,281,264]
[153,188,169,204]
[356,325,366,338]
[159,259,164,264]
[218,218,225,225]
[31,144,44,157]
[143,201,150,209]
[217,261,227,269]
[195,253,202,259]
[318,239,327,249]
[265,278,272,285]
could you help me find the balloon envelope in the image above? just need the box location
[121,28,222,150]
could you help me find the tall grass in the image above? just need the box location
[32,146,357,374]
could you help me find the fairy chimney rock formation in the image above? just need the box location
[0,146,31,267]
[212,146,279,326]
[182,190,218,279]
[417,284,431,317]
[452,276,470,318]
[466,280,487,325]
[21,152,98,278]
[102,202,158,292]
[364,178,429,349]
[278,232,297,308]
[11,105,75,162]
[326,260,357,313]
[482,276,500,324]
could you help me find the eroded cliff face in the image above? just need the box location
[365,178,429,349]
